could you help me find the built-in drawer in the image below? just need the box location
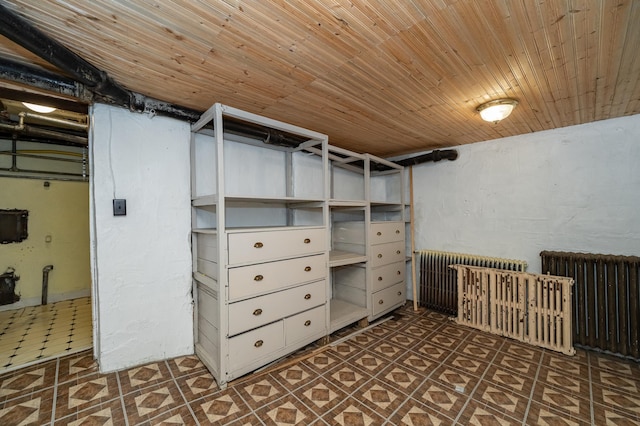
[370,241,405,268]
[285,305,326,345]
[228,254,325,301]
[371,261,405,292]
[228,227,325,265]
[370,222,404,245]
[372,282,406,317]
[228,280,326,336]
[228,320,284,372]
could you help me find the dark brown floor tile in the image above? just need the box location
[447,352,490,377]
[293,375,348,416]
[175,369,218,401]
[492,352,539,377]
[377,314,412,332]
[413,340,453,363]
[54,398,125,425]
[483,364,535,397]
[0,359,57,403]
[526,401,593,426]
[537,365,591,397]
[365,324,396,340]
[592,382,640,419]
[383,331,421,350]
[166,355,207,379]
[0,387,53,425]
[324,362,372,393]
[590,365,640,397]
[270,362,318,392]
[352,377,408,418]
[465,330,504,350]
[349,350,389,376]
[591,352,640,381]
[142,404,197,425]
[502,340,543,363]
[541,351,589,377]
[234,372,288,411]
[54,372,120,419]
[323,396,385,426]
[254,393,318,425]
[223,413,268,425]
[401,324,436,339]
[413,378,469,419]
[122,380,185,425]
[414,316,445,332]
[189,387,249,425]
[472,379,529,422]
[426,332,463,350]
[369,339,407,361]
[396,350,440,376]
[377,361,426,395]
[56,349,98,384]
[118,360,174,395]
[531,381,592,423]
[438,323,469,340]
[457,340,498,362]
[458,398,523,425]
[346,331,382,350]
[593,401,640,426]
[387,396,454,425]
[324,341,365,362]
[299,351,342,375]
[430,364,481,394]
[425,310,449,322]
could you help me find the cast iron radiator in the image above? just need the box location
[541,251,640,359]
[417,250,527,315]
[450,265,575,355]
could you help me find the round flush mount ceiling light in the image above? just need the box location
[476,98,518,123]
[22,102,56,113]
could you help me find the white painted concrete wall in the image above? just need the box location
[412,114,640,273]
[90,104,193,372]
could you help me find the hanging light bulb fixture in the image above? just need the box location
[476,99,518,123]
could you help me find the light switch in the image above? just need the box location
[113,199,127,216]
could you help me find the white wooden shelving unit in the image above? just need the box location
[190,104,329,388]
[190,104,407,387]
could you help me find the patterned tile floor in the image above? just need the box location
[0,297,92,374]
[1,304,639,425]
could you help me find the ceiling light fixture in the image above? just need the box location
[22,102,57,114]
[476,99,518,123]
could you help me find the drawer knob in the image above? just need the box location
[377,231,382,236]
[397,270,401,275]
[254,275,264,281]
[304,266,312,272]
[397,291,402,296]
[378,277,383,281]
[378,299,384,305]
[254,340,263,348]
[304,238,311,244]
[304,320,311,327]
[396,250,401,254]
[396,229,400,234]
[254,242,264,248]
[378,254,383,258]
[304,293,311,300]
[253,308,263,316]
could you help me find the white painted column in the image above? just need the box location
[90,104,193,372]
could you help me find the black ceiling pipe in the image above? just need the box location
[393,149,458,167]
[0,3,130,105]
[0,58,90,102]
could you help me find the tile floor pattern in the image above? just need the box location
[0,297,92,374]
[1,304,640,425]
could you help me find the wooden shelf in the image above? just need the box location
[329,250,367,267]
[329,299,368,333]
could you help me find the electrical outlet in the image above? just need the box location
[113,199,127,216]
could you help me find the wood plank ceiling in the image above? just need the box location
[0,0,639,157]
